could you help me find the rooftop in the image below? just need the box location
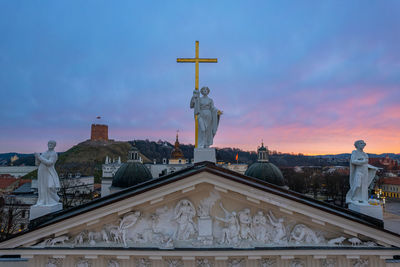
[21,162,386,234]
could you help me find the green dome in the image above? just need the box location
[245,162,285,186]
[112,162,152,188]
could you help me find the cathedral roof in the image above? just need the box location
[25,161,385,233]
[245,162,285,186]
[111,146,152,188]
[111,161,152,188]
[245,142,286,186]
[3,160,400,262]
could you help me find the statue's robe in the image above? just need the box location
[346,150,377,203]
[36,150,60,206]
[190,94,220,148]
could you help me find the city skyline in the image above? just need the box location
[1,1,400,155]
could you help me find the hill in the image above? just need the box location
[5,139,399,182]
[21,140,151,182]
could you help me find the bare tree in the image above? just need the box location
[58,178,97,209]
[0,195,28,241]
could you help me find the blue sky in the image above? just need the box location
[1,1,400,154]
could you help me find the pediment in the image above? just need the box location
[2,165,400,250]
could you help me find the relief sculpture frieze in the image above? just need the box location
[32,190,378,249]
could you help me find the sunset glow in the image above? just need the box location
[1,1,399,155]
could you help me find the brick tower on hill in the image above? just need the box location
[91,124,108,141]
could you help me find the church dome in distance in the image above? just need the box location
[245,142,285,187]
[111,146,152,188]
[171,132,184,159]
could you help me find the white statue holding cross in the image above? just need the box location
[177,41,221,149]
[190,86,221,148]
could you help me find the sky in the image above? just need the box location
[1,1,400,155]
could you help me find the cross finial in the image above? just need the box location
[177,41,218,148]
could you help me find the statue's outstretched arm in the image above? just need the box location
[39,153,57,167]
[215,216,228,223]
[219,202,230,218]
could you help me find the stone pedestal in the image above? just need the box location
[197,217,213,245]
[348,202,383,220]
[29,203,62,220]
[194,148,216,163]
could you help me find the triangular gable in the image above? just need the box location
[1,162,400,250]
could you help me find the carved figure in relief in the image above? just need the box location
[119,211,141,247]
[136,258,151,267]
[88,231,102,245]
[260,258,277,267]
[289,224,322,244]
[252,211,267,242]
[267,211,287,244]
[174,199,197,240]
[363,241,377,247]
[328,236,345,246]
[215,203,240,245]
[107,259,120,267]
[49,235,69,246]
[197,190,220,218]
[321,258,336,267]
[109,226,122,243]
[348,237,362,246]
[238,208,254,240]
[352,259,368,267]
[228,258,244,267]
[74,231,86,245]
[101,228,109,243]
[197,258,213,267]
[160,233,174,248]
[38,238,52,247]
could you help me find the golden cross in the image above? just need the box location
[177,41,218,148]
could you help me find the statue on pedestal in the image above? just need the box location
[346,140,379,204]
[34,140,61,206]
[190,87,222,148]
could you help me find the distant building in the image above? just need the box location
[0,166,38,178]
[169,132,185,164]
[5,182,36,232]
[218,163,248,175]
[245,142,286,187]
[59,173,94,195]
[369,155,399,171]
[376,177,400,199]
[0,177,30,194]
[0,177,19,194]
[101,147,152,197]
[146,133,192,178]
[10,155,19,165]
[90,124,108,141]
[101,156,123,197]
[102,156,123,178]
